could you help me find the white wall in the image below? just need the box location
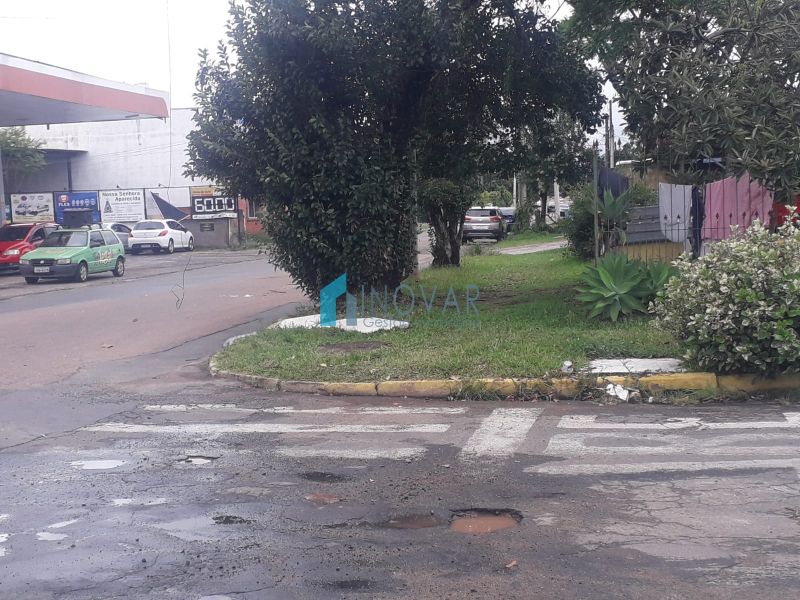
[20,108,213,193]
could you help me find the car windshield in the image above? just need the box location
[42,231,88,247]
[134,221,165,230]
[0,225,32,241]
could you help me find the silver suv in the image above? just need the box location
[462,207,507,242]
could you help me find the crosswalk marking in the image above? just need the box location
[557,412,800,430]
[558,415,701,429]
[526,458,800,476]
[84,422,450,434]
[275,447,427,460]
[545,432,800,456]
[142,404,467,415]
[458,408,541,461]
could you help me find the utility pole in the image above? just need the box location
[608,99,615,169]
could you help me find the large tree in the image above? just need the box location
[568,0,800,200]
[187,1,602,294]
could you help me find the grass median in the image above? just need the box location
[215,249,678,382]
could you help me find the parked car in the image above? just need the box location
[19,228,125,283]
[102,222,132,251]
[129,219,194,254]
[500,207,517,232]
[0,222,61,273]
[462,207,507,242]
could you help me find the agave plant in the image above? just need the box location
[576,253,649,322]
[640,261,676,302]
[599,189,631,251]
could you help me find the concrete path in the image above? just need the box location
[498,239,567,255]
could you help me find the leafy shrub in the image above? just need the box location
[655,222,800,374]
[562,183,597,260]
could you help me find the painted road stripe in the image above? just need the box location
[545,432,800,456]
[142,404,467,415]
[459,408,542,461]
[558,415,701,429]
[557,413,800,430]
[84,422,450,434]
[526,458,800,476]
[275,447,427,460]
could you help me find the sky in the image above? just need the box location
[0,0,623,137]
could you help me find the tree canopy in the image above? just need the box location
[187,0,603,294]
[568,0,800,200]
[0,128,45,194]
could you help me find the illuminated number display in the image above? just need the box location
[193,196,236,213]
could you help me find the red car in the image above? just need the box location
[0,222,61,273]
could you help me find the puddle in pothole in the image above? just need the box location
[181,455,220,465]
[70,460,126,470]
[450,509,523,534]
[379,513,446,529]
[301,471,349,483]
[212,515,252,525]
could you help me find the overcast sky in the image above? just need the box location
[0,0,622,137]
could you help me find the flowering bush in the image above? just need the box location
[655,222,800,374]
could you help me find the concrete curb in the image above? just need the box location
[210,353,800,398]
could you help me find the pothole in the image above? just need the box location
[449,508,523,534]
[212,515,252,525]
[318,341,388,354]
[180,455,220,465]
[379,513,446,529]
[301,471,349,483]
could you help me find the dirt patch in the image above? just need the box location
[318,341,388,354]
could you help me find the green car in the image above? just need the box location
[19,228,126,284]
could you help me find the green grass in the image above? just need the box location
[215,250,679,382]
[496,230,561,248]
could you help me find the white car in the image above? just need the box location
[129,219,194,254]
[101,222,133,251]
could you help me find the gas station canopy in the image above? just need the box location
[0,52,169,127]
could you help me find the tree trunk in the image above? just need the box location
[427,206,463,267]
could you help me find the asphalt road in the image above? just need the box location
[1,245,799,599]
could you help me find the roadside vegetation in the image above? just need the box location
[495,230,561,249]
[215,250,678,382]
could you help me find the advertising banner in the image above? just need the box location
[145,188,190,220]
[99,189,146,223]
[54,191,100,224]
[10,193,54,223]
[190,186,237,220]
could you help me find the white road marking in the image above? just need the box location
[558,415,701,429]
[459,408,541,461]
[36,532,67,542]
[545,433,800,456]
[276,447,427,460]
[557,412,800,430]
[84,422,450,434]
[527,458,800,476]
[70,459,126,470]
[142,404,466,415]
[47,520,78,529]
[701,412,800,429]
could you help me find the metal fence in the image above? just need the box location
[595,169,794,264]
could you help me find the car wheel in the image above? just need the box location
[24,277,38,284]
[166,239,175,254]
[112,257,125,277]
[74,262,88,283]
[187,237,194,252]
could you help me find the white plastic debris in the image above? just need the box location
[561,361,574,374]
[605,384,630,402]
